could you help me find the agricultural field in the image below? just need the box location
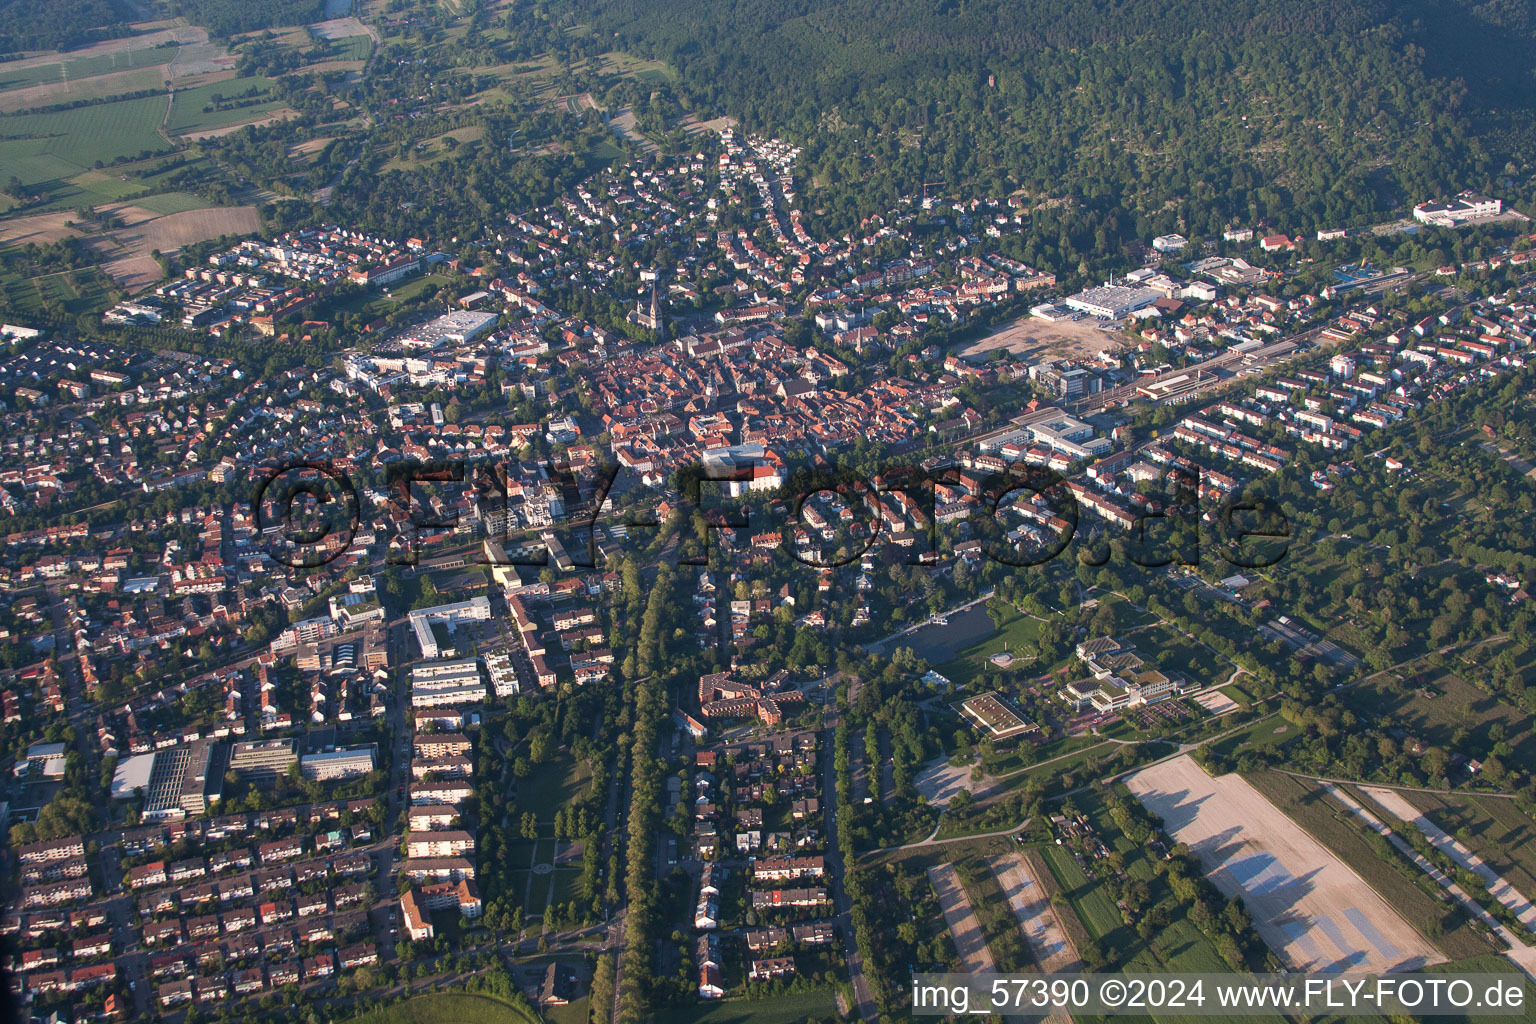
[0,40,174,92]
[1244,770,1495,961]
[1363,786,1536,934]
[926,863,997,973]
[1126,755,1445,973]
[166,77,287,136]
[93,203,260,289]
[0,95,171,192]
[1035,784,1260,1008]
[987,852,1080,972]
[1406,792,1536,910]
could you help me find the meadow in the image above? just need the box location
[166,77,285,135]
[0,95,171,191]
[342,992,539,1024]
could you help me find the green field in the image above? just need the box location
[648,988,838,1024]
[0,65,165,112]
[515,751,593,821]
[167,77,284,134]
[343,992,540,1024]
[1244,770,1496,960]
[129,190,215,214]
[1035,787,1289,1024]
[934,605,1045,688]
[1133,622,1229,687]
[0,95,171,190]
[0,46,171,93]
[0,267,117,316]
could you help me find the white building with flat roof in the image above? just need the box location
[399,310,499,350]
[1413,193,1502,226]
[1065,284,1162,320]
[409,596,491,658]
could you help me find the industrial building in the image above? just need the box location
[398,310,499,350]
[1413,192,1502,227]
[1064,283,1163,320]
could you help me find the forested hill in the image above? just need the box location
[0,0,130,52]
[564,0,1536,235]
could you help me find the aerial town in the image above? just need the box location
[5,2,1536,1021]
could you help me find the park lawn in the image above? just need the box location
[342,991,540,1024]
[1244,770,1495,961]
[1408,792,1536,910]
[1134,622,1228,686]
[516,751,593,820]
[1201,713,1300,762]
[550,866,583,908]
[384,126,488,171]
[648,988,839,1024]
[1,266,117,315]
[166,77,284,134]
[542,998,589,1024]
[1089,590,1160,630]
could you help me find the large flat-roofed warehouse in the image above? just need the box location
[1065,284,1162,320]
[399,310,500,350]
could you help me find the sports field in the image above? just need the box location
[1126,754,1444,972]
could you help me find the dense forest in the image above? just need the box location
[559,0,1536,235]
[170,0,325,37]
[0,0,128,52]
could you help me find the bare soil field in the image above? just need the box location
[1190,690,1240,715]
[928,863,997,973]
[310,16,377,41]
[168,41,235,79]
[92,206,259,289]
[1125,754,1443,973]
[915,755,1000,810]
[958,312,1126,364]
[179,110,298,140]
[0,211,83,246]
[987,853,1079,972]
[1364,787,1536,933]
